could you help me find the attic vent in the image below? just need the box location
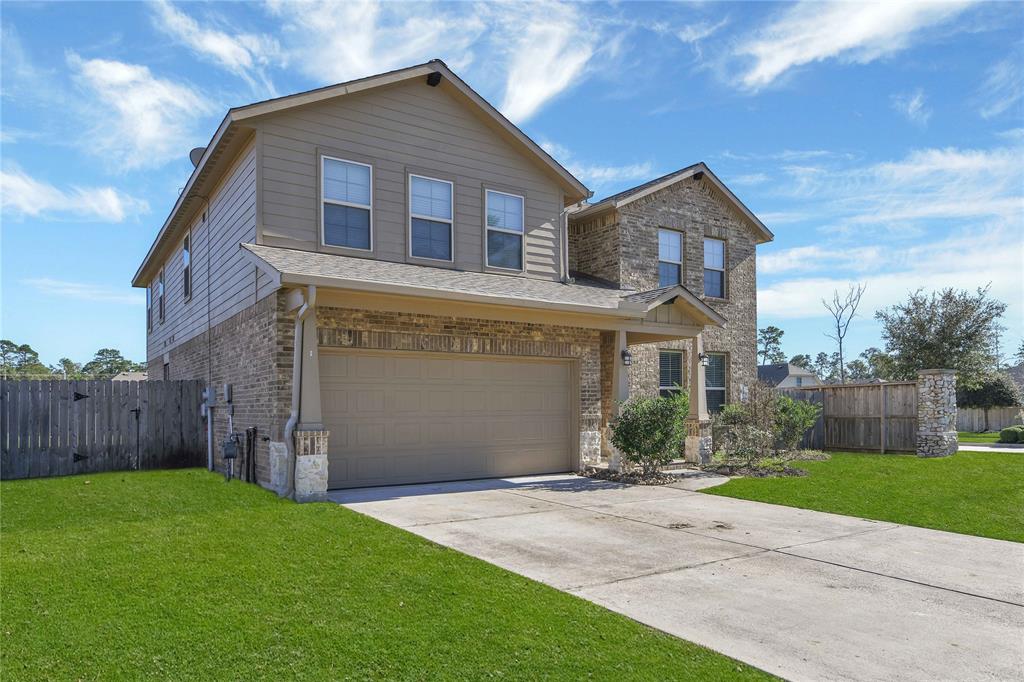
[189,146,207,167]
[426,71,442,87]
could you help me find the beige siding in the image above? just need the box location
[147,139,268,366]
[252,79,564,280]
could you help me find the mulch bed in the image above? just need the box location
[583,467,675,486]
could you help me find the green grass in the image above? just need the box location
[705,451,1024,543]
[958,430,1001,444]
[1,470,771,681]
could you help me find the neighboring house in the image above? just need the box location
[111,370,148,382]
[757,363,821,389]
[132,60,772,499]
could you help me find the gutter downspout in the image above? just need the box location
[559,205,572,283]
[283,285,316,499]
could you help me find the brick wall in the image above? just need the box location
[316,307,604,465]
[152,292,292,484]
[568,212,621,284]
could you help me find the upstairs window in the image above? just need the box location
[182,232,192,301]
[409,174,453,261]
[486,190,524,270]
[322,157,372,250]
[146,286,153,331]
[659,350,684,398]
[703,238,726,298]
[157,269,165,324]
[658,229,682,287]
[706,352,727,413]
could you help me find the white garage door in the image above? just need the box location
[320,349,573,489]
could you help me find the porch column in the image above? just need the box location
[685,332,712,464]
[608,330,630,472]
[295,302,328,502]
[298,309,323,429]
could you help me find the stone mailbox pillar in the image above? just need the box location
[916,370,957,457]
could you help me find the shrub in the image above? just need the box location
[998,427,1020,443]
[775,394,822,451]
[610,391,689,477]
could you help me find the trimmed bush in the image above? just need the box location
[998,427,1020,443]
[610,391,689,477]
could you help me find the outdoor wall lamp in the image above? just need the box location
[621,349,633,366]
[699,353,710,367]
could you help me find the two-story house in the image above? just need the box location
[132,60,772,501]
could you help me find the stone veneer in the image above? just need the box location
[571,176,759,411]
[151,292,293,485]
[916,369,958,457]
[316,307,605,466]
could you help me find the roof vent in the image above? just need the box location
[426,71,442,87]
[189,147,206,167]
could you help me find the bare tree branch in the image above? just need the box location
[823,283,866,383]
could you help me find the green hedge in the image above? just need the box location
[998,426,1024,443]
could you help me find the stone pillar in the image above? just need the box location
[293,429,329,502]
[916,370,957,458]
[685,333,712,463]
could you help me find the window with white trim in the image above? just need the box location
[795,376,803,387]
[322,157,372,250]
[706,352,727,413]
[146,286,153,331]
[703,237,726,298]
[409,174,453,261]
[157,269,165,324]
[182,231,192,301]
[485,190,524,270]
[659,350,684,398]
[658,229,682,287]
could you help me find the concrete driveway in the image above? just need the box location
[330,474,1024,682]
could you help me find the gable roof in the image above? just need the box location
[757,363,818,386]
[132,59,589,288]
[570,162,774,244]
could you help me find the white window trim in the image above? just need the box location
[659,350,684,396]
[484,189,525,271]
[703,237,727,299]
[408,173,454,263]
[320,155,373,252]
[658,228,683,286]
[146,286,153,332]
[157,269,165,324]
[182,230,192,303]
[705,352,727,409]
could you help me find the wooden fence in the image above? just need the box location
[956,406,1023,432]
[780,381,918,453]
[0,379,206,480]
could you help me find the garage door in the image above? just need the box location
[320,349,573,489]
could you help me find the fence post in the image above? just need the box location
[880,384,887,454]
[916,370,958,457]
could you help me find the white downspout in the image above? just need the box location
[559,205,572,283]
[283,285,316,499]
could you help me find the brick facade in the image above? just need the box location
[152,292,292,485]
[316,306,604,465]
[572,175,759,408]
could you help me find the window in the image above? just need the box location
[157,269,165,324]
[795,376,803,387]
[322,157,372,250]
[486,190,524,270]
[658,229,682,287]
[182,232,192,301]
[703,238,726,298]
[162,363,170,381]
[706,352,727,413]
[146,286,153,331]
[659,351,684,398]
[409,174,453,261]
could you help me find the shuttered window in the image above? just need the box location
[659,351,683,398]
[706,352,727,413]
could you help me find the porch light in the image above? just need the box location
[699,353,710,367]
[621,349,633,367]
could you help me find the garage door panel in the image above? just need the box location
[321,349,572,489]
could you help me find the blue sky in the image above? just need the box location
[2,0,1022,367]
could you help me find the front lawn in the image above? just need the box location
[958,430,1001,444]
[1,470,770,681]
[705,451,1024,543]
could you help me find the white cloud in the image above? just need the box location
[759,245,884,276]
[730,172,769,186]
[0,166,148,222]
[67,53,216,169]
[540,141,654,195]
[891,88,932,127]
[976,54,1023,119]
[151,0,281,95]
[22,278,143,305]
[735,1,974,90]
[678,18,729,45]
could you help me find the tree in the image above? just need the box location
[789,354,813,370]
[1015,340,1024,367]
[757,326,786,364]
[52,358,83,380]
[874,286,1007,390]
[81,348,146,379]
[812,352,841,383]
[844,359,872,381]
[0,340,53,378]
[822,283,866,384]
[957,373,1022,432]
[859,347,894,381]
